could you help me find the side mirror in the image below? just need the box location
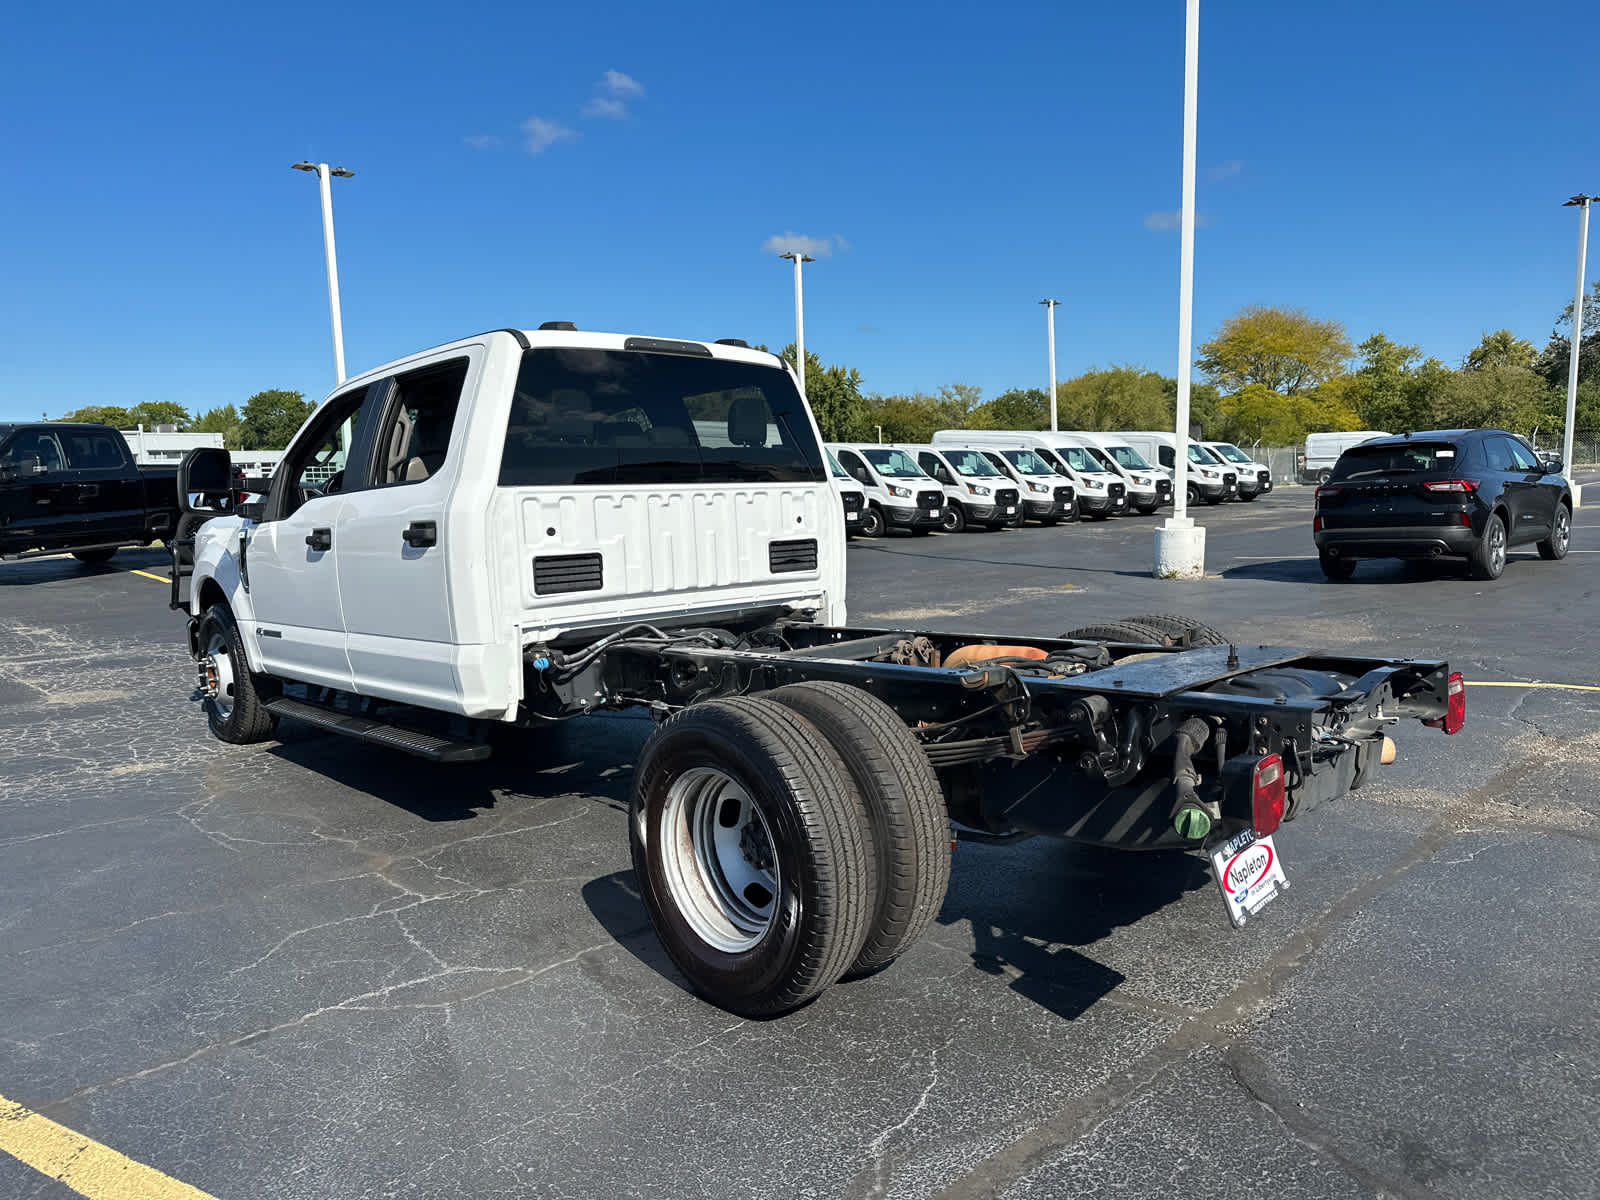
[2,454,47,480]
[178,446,234,513]
[1540,455,1564,475]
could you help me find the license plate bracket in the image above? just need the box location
[1208,829,1288,928]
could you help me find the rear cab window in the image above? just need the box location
[60,429,131,470]
[1330,441,1462,481]
[499,348,824,486]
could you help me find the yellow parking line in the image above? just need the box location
[1467,681,1600,693]
[129,569,168,583]
[0,1091,218,1199]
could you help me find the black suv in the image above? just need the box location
[1312,429,1572,581]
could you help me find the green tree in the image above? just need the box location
[1345,333,1424,430]
[1196,305,1353,395]
[1463,329,1536,372]
[970,387,1048,430]
[1444,364,1548,435]
[240,390,314,450]
[1054,365,1172,430]
[57,404,134,426]
[861,393,946,444]
[191,403,245,450]
[1534,281,1600,391]
[126,401,193,429]
[779,344,868,441]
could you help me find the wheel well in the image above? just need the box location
[197,578,228,615]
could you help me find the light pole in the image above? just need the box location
[1153,0,1205,580]
[1040,299,1060,432]
[779,251,815,399]
[1562,194,1598,483]
[292,161,355,385]
[875,425,883,444]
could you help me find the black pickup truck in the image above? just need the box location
[0,422,181,564]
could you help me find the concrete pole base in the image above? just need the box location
[1153,517,1206,579]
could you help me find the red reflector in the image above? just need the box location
[1252,753,1285,835]
[1313,516,1324,532]
[1314,485,1342,500]
[1444,671,1465,735]
[1422,479,1478,494]
[1458,512,1471,527]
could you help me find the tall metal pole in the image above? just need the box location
[780,251,815,398]
[1562,195,1595,474]
[1170,0,1200,522]
[1040,299,1060,432]
[317,164,347,385]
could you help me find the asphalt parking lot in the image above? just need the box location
[3,485,1599,1200]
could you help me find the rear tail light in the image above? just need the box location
[1422,479,1479,494]
[1252,753,1285,835]
[1313,516,1324,532]
[1444,672,1465,734]
[1314,485,1341,500]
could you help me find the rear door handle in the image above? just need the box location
[403,520,437,548]
[305,528,332,551]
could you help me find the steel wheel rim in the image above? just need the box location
[1489,521,1506,572]
[1555,509,1570,553]
[940,508,960,532]
[660,767,779,952]
[203,628,236,722]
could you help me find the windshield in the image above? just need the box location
[862,448,929,479]
[1104,444,1152,471]
[941,448,1002,477]
[1330,442,1460,481]
[1081,446,1118,472]
[1002,449,1055,476]
[1209,442,1251,464]
[827,451,850,479]
[1056,446,1110,474]
[1187,444,1223,466]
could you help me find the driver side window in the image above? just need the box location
[279,387,369,518]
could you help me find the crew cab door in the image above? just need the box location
[243,384,377,689]
[336,352,473,707]
[56,427,145,543]
[0,429,80,549]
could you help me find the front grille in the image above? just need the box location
[916,490,943,509]
[996,488,1019,507]
[1223,472,1237,488]
[1257,470,1270,484]
[841,492,862,514]
[769,539,818,573]
[1156,478,1173,496]
[534,553,603,595]
[1054,485,1074,503]
[1108,482,1126,500]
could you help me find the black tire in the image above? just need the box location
[910,526,934,537]
[1123,613,1229,645]
[984,521,1008,532]
[1319,550,1356,581]
[1538,503,1571,561]
[1062,620,1168,644]
[72,547,117,565]
[1469,512,1507,581]
[768,682,951,978]
[196,603,278,744]
[1317,469,1333,485]
[1204,492,1223,505]
[1085,509,1110,521]
[859,505,886,538]
[940,503,967,534]
[630,697,874,1017]
[1186,484,1201,507]
[1040,516,1060,526]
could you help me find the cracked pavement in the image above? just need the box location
[2,491,1598,1199]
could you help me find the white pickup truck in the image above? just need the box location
[172,325,1465,1018]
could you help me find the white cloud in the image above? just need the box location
[522,117,578,154]
[761,232,845,258]
[1144,210,1210,232]
[463,134,501,149]
[602,69,644,98]
[1205,159,1243,183]
[582,96,628,120]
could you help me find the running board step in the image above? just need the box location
[262,697,492,763]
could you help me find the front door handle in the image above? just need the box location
[305,527,332,551]
[403,520,437,548]
[79,483,100,499]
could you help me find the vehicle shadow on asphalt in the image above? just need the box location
[0,550,168,585]
[853,542,1150,579]
[940,841,1210,1021]
[1222,558,1476,584]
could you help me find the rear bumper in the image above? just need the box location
[1315,525,1477,558]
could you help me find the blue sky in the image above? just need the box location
[2,0,1596,423]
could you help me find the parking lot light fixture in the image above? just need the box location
[1561,193,1599,494]
[1039,300,1060,432]
[1153,0,1206,580]
[292,161,355,384]
[778,251,815,400]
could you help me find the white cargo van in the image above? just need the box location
[1200,441,1272,500]
[934,430,1128,519]
[978,448,1077,524]
[827,450,867,533]
[1070,432,1172,514]
[1115,432,1237,504]
[828,443,945,537]
[904,444,1021,533]
[1301,431,1389,484]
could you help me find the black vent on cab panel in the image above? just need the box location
[768,539,818,573]
[534,553,603,594]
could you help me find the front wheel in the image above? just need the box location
[940,504,967,534]
[859,505,886,538]
[1469,513,1507,580]
[630,698,873,1017]
[1186,484,1201,507]
[72,547,117,565]
[1319,550,1356,581]
[1538,505,1571,560]
[196,604,278,743]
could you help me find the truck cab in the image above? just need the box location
[184,329,845,718]
[827,443,945,537]
[907,444,1020,533]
